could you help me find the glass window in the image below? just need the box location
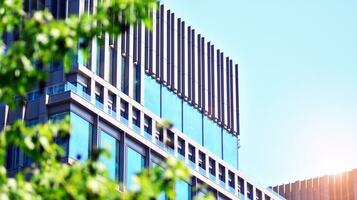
[120,100,128,125]
[208,158,215,176]
[100,131,118,181]
[238,177,244,195]
[109,44,117,85]
[152,162,166,200]
[203,116,222,158]
[219,165,225,182]
[177,137,185,156]
[228,171,235,188]
[198,151,205,169]
[126,147,145,188]
[77,38,88,67]
[6,145,19,170]
[144,75,161,116]
[162,87,182,130]
[120,55,129,94]
[143,115,152,134]
[176,181,192,200]
[188,145,195,163]
[26,118,39,126]
[69,112,92,161]
[96,37,104,77]
[223,130,238,169]
[183,101,202,144]
[247,183,253,200]
[50,112,69,157]
[133,63,141,101]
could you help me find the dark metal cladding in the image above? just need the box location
[211,45,215,119]
[217,49,221,123]
[207,42,212,116]
[177,18,182,94]
[181,21,186,99]
[197,34,202,110]
[220,52,224,124]
[235,64,239,134]
[138,23,142,66]
[148,23,153,74]
[170,13,175,90]
[155,7,160,79]
[166,10,171,86]
[229,60,234,132]
[225,56,230,128]
[201,37,206,112]
[159,4,164,82]
[191,29,196,105]
[226,57,230,129]
[139,5,240,135]
[187,26,192,102]
[133,25,138,62]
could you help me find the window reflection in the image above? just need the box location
[176,181,192,200]
[162,87,182,130]
[183,101,202,144]
[69,112,92,161]
[100,131,118,181]
[126,147,145,188]
[144,75,161,116]
[223,130,238,169]
[203,116,222,159]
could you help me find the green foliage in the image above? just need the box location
[0,0,214,199]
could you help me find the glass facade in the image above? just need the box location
[69,112,92,161]
[120,55,129,94]
[223,130,238,169]
[77,38,86,66]
[162,87,182,130]
[133,63,141,102]
[176,181,192,200]
[100,131,118,181]
[183,101,203,145]
[203,116,222,159]
[96,37,104,77]
[144,75,161,116]
[126,147,145,188]
[143,75,238,164]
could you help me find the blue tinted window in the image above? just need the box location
[144,75,161,116]
[176,181,191,200]
[100,131,118,181]
[223,130,238,169]
[183,102,202,144]
[203,116,222,158]
[69,112,92,161]
[152,162,166,200]
[49,112,69,157]
[78,39,85,66]
[126,147,145,188]
[162,87,182,130]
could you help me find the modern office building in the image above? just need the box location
[272,169,357,200]
[0,1,284,199]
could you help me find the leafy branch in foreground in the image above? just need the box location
[0,0,214,199]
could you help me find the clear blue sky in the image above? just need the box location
[162,0,357,187]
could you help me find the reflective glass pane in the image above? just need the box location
[144,75,161,116]
[223,130,238,169]
[162,87,182,130]
[176,181,191,200]
[203,116,222,158]
[126,147,145,188]
[183,102,203,144]
[69,112,92,161]
[152,162,166,200]
[100,131,118,180]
